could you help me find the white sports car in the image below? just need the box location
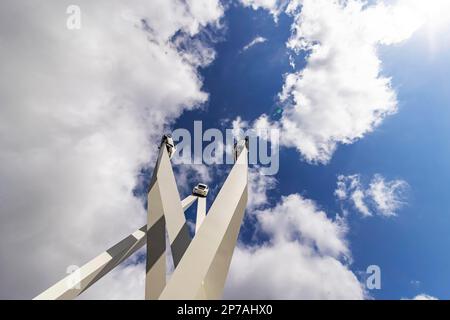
[193,183,209,197]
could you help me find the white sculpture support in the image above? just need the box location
[158,144,248,300]
[34,137,248,300]
[145,145,193,299]
[195,197,206,234]
[33,195,197,300]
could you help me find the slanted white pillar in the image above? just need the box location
[159,144,248,300]
[145,145,193,299]
[195,197,207,234]
[34,195,196,300]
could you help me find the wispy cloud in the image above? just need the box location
[242,36,267,51]
[336,174,409,217]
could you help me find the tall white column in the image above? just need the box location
[145,145,193,299]
[159,145,248,300]
[195,197,207,234]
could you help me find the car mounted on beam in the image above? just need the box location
[233,136,249,161]
[193,183,209,197]
[160,134,176,159]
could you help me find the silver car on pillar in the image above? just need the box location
[193,183,209,197]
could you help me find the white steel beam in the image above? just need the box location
[33,195,196,300]
[145,145,192,299]
[195,197,207,234]
[159,144,248,300]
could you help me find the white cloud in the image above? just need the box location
[336,174,408,217]
[248,167,277,211]
[0,0,223,299]
[231,116,249,139]
[413,294,438,300]
[243,0,430,164]
[336,175,372,217]
[276,0,426,163]
[239,0,289,21]
[368,174,409,217]
[242,36,267,51]
[225,194,364,299]
[351,189,372,217]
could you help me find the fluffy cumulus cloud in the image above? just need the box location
[223,116,367,299]
[336,174,408,217]
[278,0,424,163]
[225,194,364,299]
[219,139,363,299]
[0,0,223,299]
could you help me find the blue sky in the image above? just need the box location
[171,2,450,300]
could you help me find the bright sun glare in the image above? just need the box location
[404,0,450,54]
